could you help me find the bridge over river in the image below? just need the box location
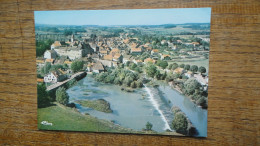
[46,72,87,91]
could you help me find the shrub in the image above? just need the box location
[37,83,50,108]
[130,81,137,88]
[56,87,69,105]
[172,113,188,135]
[145,122,153,131]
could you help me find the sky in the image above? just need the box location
[34,8,211,26]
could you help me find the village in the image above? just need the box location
[36,32,209,93]
[35,8,211,137]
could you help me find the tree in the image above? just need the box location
[124,76,134,87]
[172,113,188,135]
[155,70,162,80]
[146,122,153,131]
[136,80,143,88]
[126,61,130,67]
[145,64,157,78]
[41,62,51,74]
[130,81,137,88]
[199,66,206,74]
[161,71,167,80]
[114,77,121,85]
[184,64,190,71]
[168,64,173,69]
[156,60,168,69]
[37,83,50,108]
[179,64,185,68]
[64,29,73,36]
[71,61,84,73]
[184,78,201,95]
[130,63,137,70]
[36,39,54,57]
[56,87,69,105]
[190,65,198,73]
[171,63,178,70]
[63,64,69,69]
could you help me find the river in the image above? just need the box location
[67,75,207,137]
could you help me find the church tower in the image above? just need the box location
[71,34,74,43]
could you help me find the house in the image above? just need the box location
[184,71,194,78]
[51,41,62,50]
[123,55,133,64]
[54,42,94,60]
[131,47,142,55]
[92,62,105,73]
[64,60,72,65]
[90,53,99,59]
[133,59,143,65]
[151,49,159,55]
[194,74,208,86]
[37,78,44,83]
[103,54,113,61]
[192,42,200,46]
[161,40,167,45]
[36,58,45,67]
[44,69,67,83]
[44,50,57,59]
[144,58,156,64]
[113,53,123,63]
[45,59,55,64]
[89,42,99,52]
[86,63,94,72]
[173,67,184,74]
[110,48,120,55]
[99,50,108,56]
[161,54,171,60]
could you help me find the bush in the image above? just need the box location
[172,113,188,135]
[66,79,77,88]
[184,78,201,95]
[136,80,143,88]
[196,96,208,109]
[56,87,69,105]
[37,83,50,108]
[130,81,137,88]
[171,63,178,70]
[145,64,157,78]
[184,64,190,71]
[156,60,168,69]
[145,122,153,131]
[179,64,185,68]
[199,66,206,74]
[71,61,84,73]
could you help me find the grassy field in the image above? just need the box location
[37,103,134,133]
[168,59,209,73]
[37,103,182,136]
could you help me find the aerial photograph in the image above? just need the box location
[35,8,211,137]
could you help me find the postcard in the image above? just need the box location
[35,8,211,137]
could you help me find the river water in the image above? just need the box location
[67,75,207,137]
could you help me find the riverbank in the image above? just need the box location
[38,102,135,133]
[38,102,182,136]
[167,80,207,109]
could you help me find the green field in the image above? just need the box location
[168,59,209,73]
[37,103,134,133]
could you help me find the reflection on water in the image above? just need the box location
[67,75,207,137]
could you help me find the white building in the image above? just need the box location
[44,50,57,59]
[44,70,67,83]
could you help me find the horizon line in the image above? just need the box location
[35,22,210,26]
